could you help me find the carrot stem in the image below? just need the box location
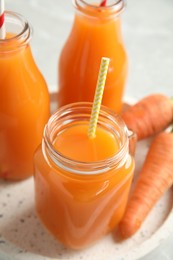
[100,0,107,7]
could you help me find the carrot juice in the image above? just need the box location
[34,103,135,249]
[58,0,127,113]
[0,12,50,180]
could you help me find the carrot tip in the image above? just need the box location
[118,218,142,240]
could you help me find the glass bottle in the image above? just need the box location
[34,102,135,249]
[0,11,50,180]
[58,0,128,113]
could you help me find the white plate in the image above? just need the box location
[0,95,173,260]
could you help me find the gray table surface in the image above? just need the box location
[2,0,173,259]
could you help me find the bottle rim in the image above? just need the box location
[0,11,32,52]
[43,102,129,175]
[73,0,126,18]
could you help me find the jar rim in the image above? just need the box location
[0,11,32,51]
[44,102,130,175]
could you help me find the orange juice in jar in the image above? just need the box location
[34,103,135,249]
[0,12,50,181]
[58,0,128,113]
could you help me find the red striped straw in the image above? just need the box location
[100,0,107,7]
[0,0,5,39]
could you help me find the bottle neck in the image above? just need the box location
[0,11,32,54]
[43,102,129,176]
[73,0,126,20]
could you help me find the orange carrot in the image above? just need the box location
[122,94,173,140]
[118,131,173,239]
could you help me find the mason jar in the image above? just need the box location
[34,102,135,249]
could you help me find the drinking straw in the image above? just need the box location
[88,57,110,139]
[0,0,5,39]
[100,0,107,7]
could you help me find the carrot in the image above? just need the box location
[118,131,173,239]
[122,94,173,140]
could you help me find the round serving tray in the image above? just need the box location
[0,95,173,260]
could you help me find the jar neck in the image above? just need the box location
[43,102,129,175]
[73,0,126,19]
[0,11,32,54]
